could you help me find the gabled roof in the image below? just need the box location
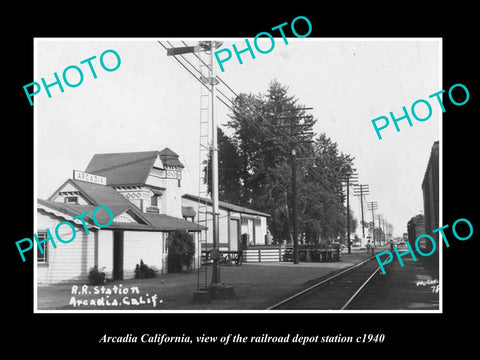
[84,148,184,186]
[38,197,150,227]
[48,179,133,207]
[182,194,270,217]
[84,151,159,186]
[159,147,184,168]
[142,212,205,232]
[38,198,206,232]
[38,199,101,228]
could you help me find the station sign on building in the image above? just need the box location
[37,147,270,285]
[73,170,107,185]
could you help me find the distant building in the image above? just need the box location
[422,141,439,240]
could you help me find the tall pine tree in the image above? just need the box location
[206,80,356,245]
[203,127,242,204]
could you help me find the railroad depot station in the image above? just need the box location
[37,148,270,284]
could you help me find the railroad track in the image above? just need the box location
[267,254,387,310]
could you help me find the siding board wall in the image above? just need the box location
[37,211,96,284]
[98,230,113,278]
[123,231,163,279]
[181,197,268,252]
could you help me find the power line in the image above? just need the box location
[353,183,370,238]
[161,41,288,145]
[161,42,249,109]
[288,110,315,264]
[367,201,379,246]
[157,41,234,112]
[158,41,305,151]
[161,41,319,263]
[342,172,358,254]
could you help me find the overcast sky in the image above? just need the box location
[35,38,441,238]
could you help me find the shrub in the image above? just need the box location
[88,266,106,285]
[167,230,195,273]
[134,259,156,279]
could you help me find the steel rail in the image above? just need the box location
[340,265,382,310]
[267,255,382,310]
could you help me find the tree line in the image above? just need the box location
[205,80,357,245]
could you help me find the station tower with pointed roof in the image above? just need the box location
[83,147,185,218]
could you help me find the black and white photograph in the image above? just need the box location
[31,37,443,313]
[7,7,477,355]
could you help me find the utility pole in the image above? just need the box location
[376,214,383,246]
[353,184,369,238]
[279,107,314,264]
[367,201,378,247]
[343,173,358,254]
[382,219,387,244]
[291,148,298,264]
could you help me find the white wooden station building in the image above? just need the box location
[37,148,269,284]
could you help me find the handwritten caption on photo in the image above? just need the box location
[70,284,161,308]
[416,279,439,293]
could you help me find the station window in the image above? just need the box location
[37,231,48,263]
[64,196,78,204]
[151,195,158,207]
